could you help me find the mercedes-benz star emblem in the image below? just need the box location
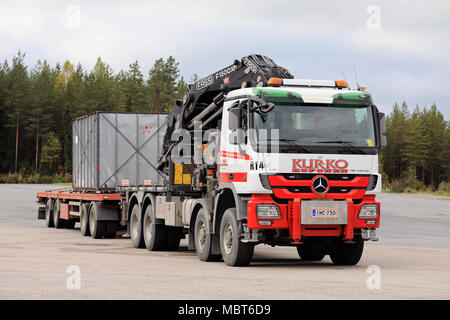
[312,176,329,194]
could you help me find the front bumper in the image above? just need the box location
[247,194,380,242]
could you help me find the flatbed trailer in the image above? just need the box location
[37,185,188,252]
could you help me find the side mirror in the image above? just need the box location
[377,112,387,147]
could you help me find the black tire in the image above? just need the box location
[89,203,106,239]
[330,236,364,265]
[130,204,145,248]
[104,221,118,239]
[297,244,326,261]
[143,204,168,251]
[167,227,183,251]
[65,220,76,229]
[219,208,254,267]
[53,199,65,229]
[194,209,221,261]
[45,198,54,228]
[80,204,90,236]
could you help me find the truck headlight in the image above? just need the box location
[256,204,280,219]
[358,204,379,218]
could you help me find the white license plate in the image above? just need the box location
[311,208,338,218]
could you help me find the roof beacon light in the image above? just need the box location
[335,80,348,89]
[267,77,283,86]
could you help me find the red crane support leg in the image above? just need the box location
[344,198,354,241]
[291,198,302,244]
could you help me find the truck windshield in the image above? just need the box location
[252,104,376,151]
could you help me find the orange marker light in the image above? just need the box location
[267,77,283,86]
[335,80,348,88]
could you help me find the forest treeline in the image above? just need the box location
[0,52,448,192]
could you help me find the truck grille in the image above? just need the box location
[262,173,370,199]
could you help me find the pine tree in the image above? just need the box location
[147,56,181,113]
[27,60,57,172]
[40,131,62,173]
[119,61,148,112]
[4,51,30,173]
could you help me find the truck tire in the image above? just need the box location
[220,208,254,267]
[80,204,90,236]
[89,203,106,239]
[53,199,65,229]
[143,204,168,251]
[65,220,76,229]
[194,209,221,261]
[167,227,183,251]
[45,198,54,228]
[296,244,325,261]
[130,204,145,248]
[104,221,118,239]
[330,236,364,265]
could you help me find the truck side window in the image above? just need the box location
[240,105,248,131]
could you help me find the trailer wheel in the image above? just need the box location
[330,236,364,265]
[143,204,168,251]
[104,222,118,239]
[296,244,325,261]
[194,209,221,261]
[65,220,76,229]
[53,199,65,229]
[89,203,106,239]
[130,204,145,248]
[45,199,54,228]
[220,208,254,267]
[80,204,90,236]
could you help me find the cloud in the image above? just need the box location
[0,0,449,118]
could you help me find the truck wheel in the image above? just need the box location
[195,209,221,261]
[296,244,325,261]
[89,203,106,239]
[167,227,183,251]
[130,204,145,248]
[220,208,254,267]
[53,199,65,229]
[65,220,76,229]
[330,236,364,265]
[104,222,117,238]
[143,204,168,251]
[45,199,54,228]
[80,204,90,236]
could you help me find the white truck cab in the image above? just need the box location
[213,78,385,265]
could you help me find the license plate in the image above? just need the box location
[311,208,338,218]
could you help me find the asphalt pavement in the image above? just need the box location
[0,184,449,299]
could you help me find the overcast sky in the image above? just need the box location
[1,0,449,118]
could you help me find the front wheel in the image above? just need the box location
[330,236,364,265]
[220,208,254,267]
[297,244,325,261]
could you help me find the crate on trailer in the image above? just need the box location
[72,112,167,190]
